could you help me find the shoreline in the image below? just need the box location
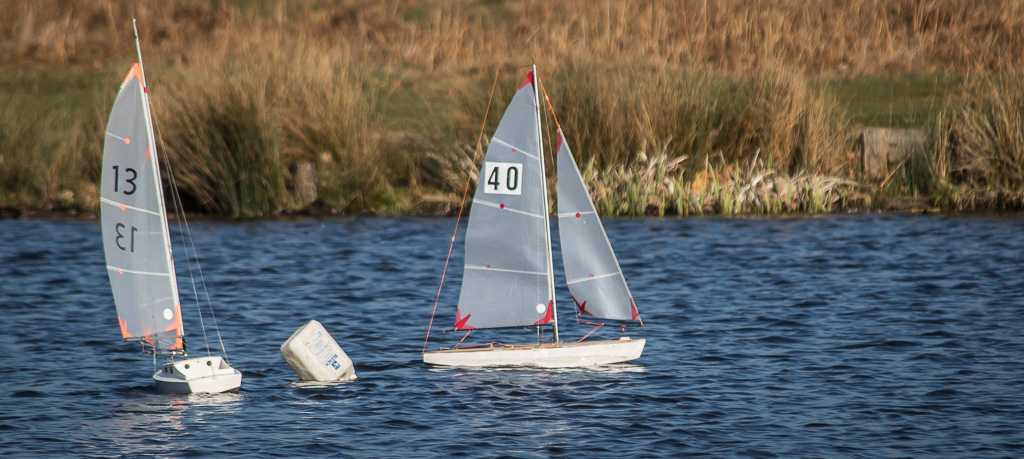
[5,197,1022,221]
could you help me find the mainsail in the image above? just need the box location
[555,129,640,322]
[100,64,184,352]
[455,72,554,330]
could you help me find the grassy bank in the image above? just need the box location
[2,0,1022,217]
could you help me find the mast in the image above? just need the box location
[132,18,185,350]
[532,64,559,343]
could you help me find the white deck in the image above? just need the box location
[152,355,242,394]
[422,337,645,368]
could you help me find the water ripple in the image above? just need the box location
[1,215,1023,456]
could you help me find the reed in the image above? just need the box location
[923,75,1024,210]
[577,147,855,217]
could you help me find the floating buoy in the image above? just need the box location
[280,320,356,382]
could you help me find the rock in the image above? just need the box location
[861,128,926,181]
[291,162,318,209]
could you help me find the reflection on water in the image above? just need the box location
[2,215,1023,456]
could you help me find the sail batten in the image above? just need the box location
[106,266,173,277]
[465,265,548,276]
[100,197,162,216]
[472,200,546,218]
[490,137,540,160]
[566,272,623,285]
[558,211,597,218]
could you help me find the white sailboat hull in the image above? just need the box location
[423,337,645,368]
[152,356,242,394]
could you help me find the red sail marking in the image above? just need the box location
[519,71,534,90]
[630,299,641,322]
[142,146,152,168]
[533,300,553,325]
[454,308,475,330]
[573,296,593,316]
[118,316,132,339]
[499,203,505,209]
[556,129,563,152]
[123,63,143,85]
[140,322,155,347]
[163,304,184,350]
[124,138,131,145]
[576,212,581,218]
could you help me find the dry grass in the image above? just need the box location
[6,0,1015,75]
[153,33,389,216]
[2,0,1023,215]
[0,90,103,213]
[6,0,1022,74]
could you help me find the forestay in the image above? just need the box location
[100,64,184,352]
[456,72,554,329]
[555,129,640,322]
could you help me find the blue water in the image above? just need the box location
[2,215,1023,457]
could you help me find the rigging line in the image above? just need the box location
[422,69,501,355]
[134,21,223,361]
[159,131,227,360]
[538,75,562,131]
[574,324,604,343]
[133,18,209,358]
[538,73,562,218]
[538,72,561,221]
[159,109,226,360]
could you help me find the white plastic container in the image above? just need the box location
[280,320,356,382]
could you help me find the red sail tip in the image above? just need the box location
[123,63,143,85]
[533,300,554,325]
[520,72,534,90]
[455,308,475,330]
[556,130,564,152]
[118,317,131,339]
[574,297,593,317]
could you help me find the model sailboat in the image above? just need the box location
[100,20,241,394]
[422,67,645,367]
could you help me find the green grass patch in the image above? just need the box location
[825,73,963,128]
